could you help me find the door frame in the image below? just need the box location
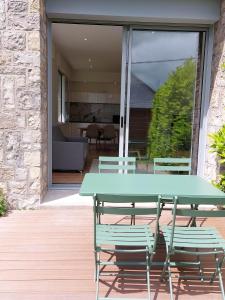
[122,26,211,165]
[47,20,214,188]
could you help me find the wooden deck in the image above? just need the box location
[0,207,224,300]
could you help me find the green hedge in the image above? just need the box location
[148,59,196,158]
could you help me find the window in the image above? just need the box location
[58,71,67,123]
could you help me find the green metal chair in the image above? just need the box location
[153,158,191,174]
[161,195,225,300]
[93,193,161,300]
[98,156,136,174]
[153,158,192,221]
[98,156,136,224]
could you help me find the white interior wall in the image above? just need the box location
[69,70,121,104]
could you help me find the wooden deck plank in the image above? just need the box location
[0,208,224,299]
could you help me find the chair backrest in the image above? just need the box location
[93,193,161,250]
[86,124,99,139]
[153,157,191,174]
[103,125,116,139]
[98,156,136,173]
[174,196,225,218]
[167,195,225,250]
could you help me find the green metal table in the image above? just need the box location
[80,173,225,198]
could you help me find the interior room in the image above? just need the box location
[51,23,123,184]
[51,23,202,185]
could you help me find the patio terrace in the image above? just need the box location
[0,206,224,300]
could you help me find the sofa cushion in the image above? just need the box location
[52,126,66,142]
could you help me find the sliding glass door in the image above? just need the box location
[122,28,204,173]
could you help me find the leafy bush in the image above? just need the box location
[210,125,225,192]
[0,190,7,216]
[148,59,196,158]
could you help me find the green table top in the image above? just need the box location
[80,173,225,198]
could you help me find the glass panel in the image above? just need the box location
[127,30,202,173]
[57,71,62,123]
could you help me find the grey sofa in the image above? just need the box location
[52,126,88,171]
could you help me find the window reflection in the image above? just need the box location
[128,30,201,173]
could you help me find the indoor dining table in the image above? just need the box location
[80,173,225,198]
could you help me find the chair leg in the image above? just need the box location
[210,253,225,300]
[161,246,174,300]
[131,202,135,225]
[196,249,204,282]
[146,249,151,300]
[218,267,225,300]
[94,250,97,282]
[95,252,100,300]
[168,254,174,300]
[161,253,169,282]
[215,254,225,300]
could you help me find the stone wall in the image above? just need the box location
[0,0,47,208]
[204,0,225,182]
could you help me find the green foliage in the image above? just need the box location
[210,125,225,164]
[148,59,196,158]
[0,190,7,216]
[210,125,225,192]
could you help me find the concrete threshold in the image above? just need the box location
[41,189,92,208]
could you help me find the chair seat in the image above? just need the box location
[162,226,225,250]
[96,224,154,249]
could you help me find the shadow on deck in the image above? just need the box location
[0,207,224,300]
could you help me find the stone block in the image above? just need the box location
[0,1,5,13]
[2,32,26,51]
[15,168,27,181]
[14,51,40,67]
[22,129,41,144]
[0,167,14,181]
[17,88,41,110]
[0,13,6,29]
[27,112,41,129]
[17,195,40,209]
[29,166,40,179]
[0,182,7,195]
[0,149,3,163]
[29,178,41,192]
[27,66,41,84]
[2,76,15,109]
[0,132,3,147]
[29,0,40,12]
[6,193,40,209]
[0,52,13,66]
[21,142,41,151]
[8,12,40,30]
[24,151,40,166]
[16,112,26,128]
[27,31,40,51]
[7,1,28,13]
[15,75,26,88]
[4,133,22,166]
[0,66,26,75]
[0,113,15,129]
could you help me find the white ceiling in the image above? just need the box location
[52,23,123,72]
